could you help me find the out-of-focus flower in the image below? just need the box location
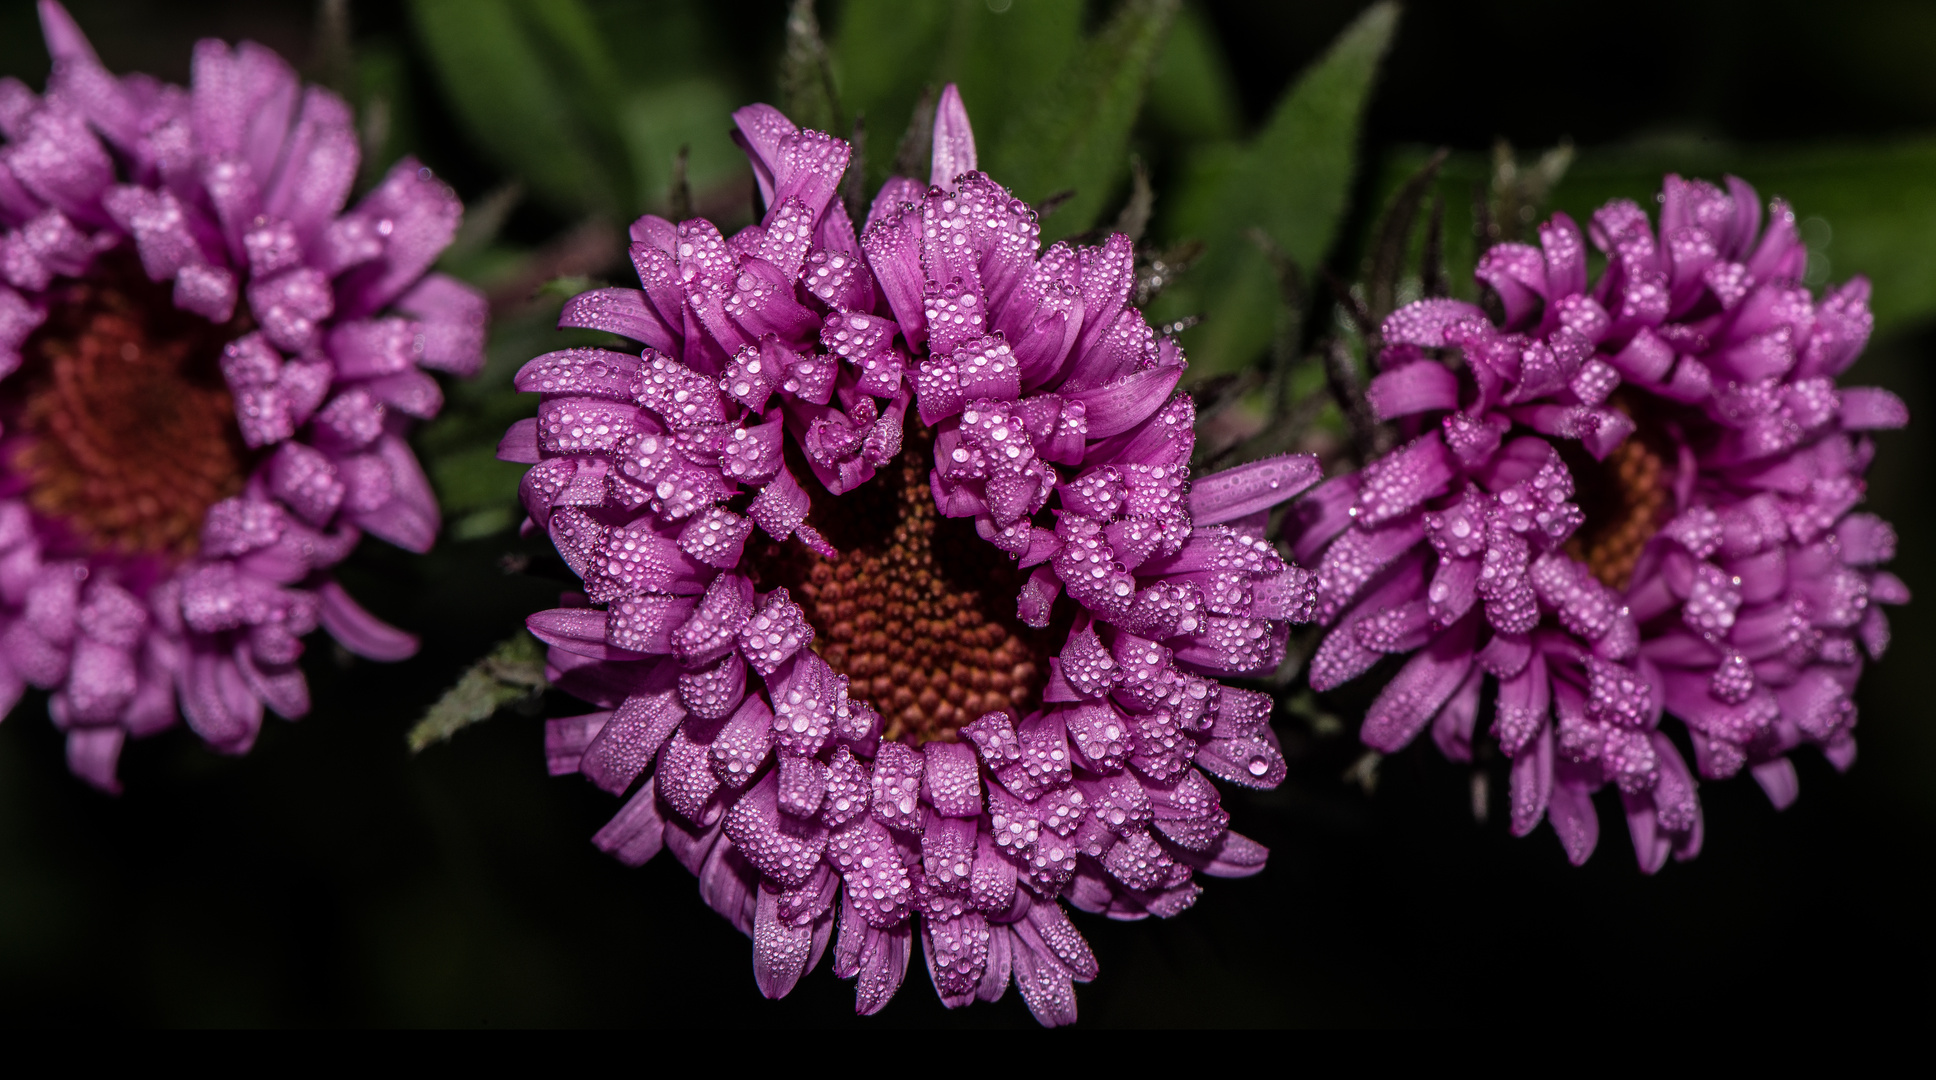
[0,2,485,790]
[508,85,1320,1023]
[1287,174,1907,871]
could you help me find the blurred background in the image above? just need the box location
[1,0,1930,1026]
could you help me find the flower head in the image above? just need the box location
[0,2,484,789]
[510,85,1319,1023]
[1288,174,1907,871]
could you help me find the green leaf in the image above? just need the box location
[987,0,1179,240]
[534,275,595,301]
[430,444,525,518]
[1212,1,1398,269]
[581,0,715,78]
[830,0,1084,195]
[937,0,1085,166]
[516,0,625,101]
[350,41,419,191]
[443,184,524,262]
[514,0,637,195]
[829,0,952,191]
[407,634,549,754]
[617,78,744,216]
[1156,1,1399,379]
[408,0,623,214]
[1145,3,1242,145]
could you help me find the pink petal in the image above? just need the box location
[64,725,124,794]
[1750,756,1800,810]
[581,690,685,796]
[1547,781,1599,866]
[753,884,817,999]
[929,83,977,188]
[592,775,666,867]
[1366,360,1461,420]
[1360,616,1478,752]
[1189,453,1321,525]
[318,580,418,661]
[1839,386,1908,430]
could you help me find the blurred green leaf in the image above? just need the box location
[351,41,417,191]
[988,0,1179,239]
[535,275,595,301]
[829,0,952,190]
[429,444,525,532]
[937,1,1084,166]
[581,0,716,76]
[444,184,525,262]
[1145,3,1242,146]
[618,78,744,215]
[832,0,1086,196]
[414,0,747,218]
[1156,1,1399,379]
[408,0,624,214]
[1201,0,1398,264]
[516,0,636,193]
[407,633,548,754]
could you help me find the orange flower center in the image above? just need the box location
[747,426,1055,743]
[9,254,250,562]
[1563,397,1676,591]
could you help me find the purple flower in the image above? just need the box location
[508,84,1319,1023]
[1288,174,1908,872]
[0,2,484,790]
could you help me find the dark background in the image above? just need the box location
[0,0,1929,1026]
